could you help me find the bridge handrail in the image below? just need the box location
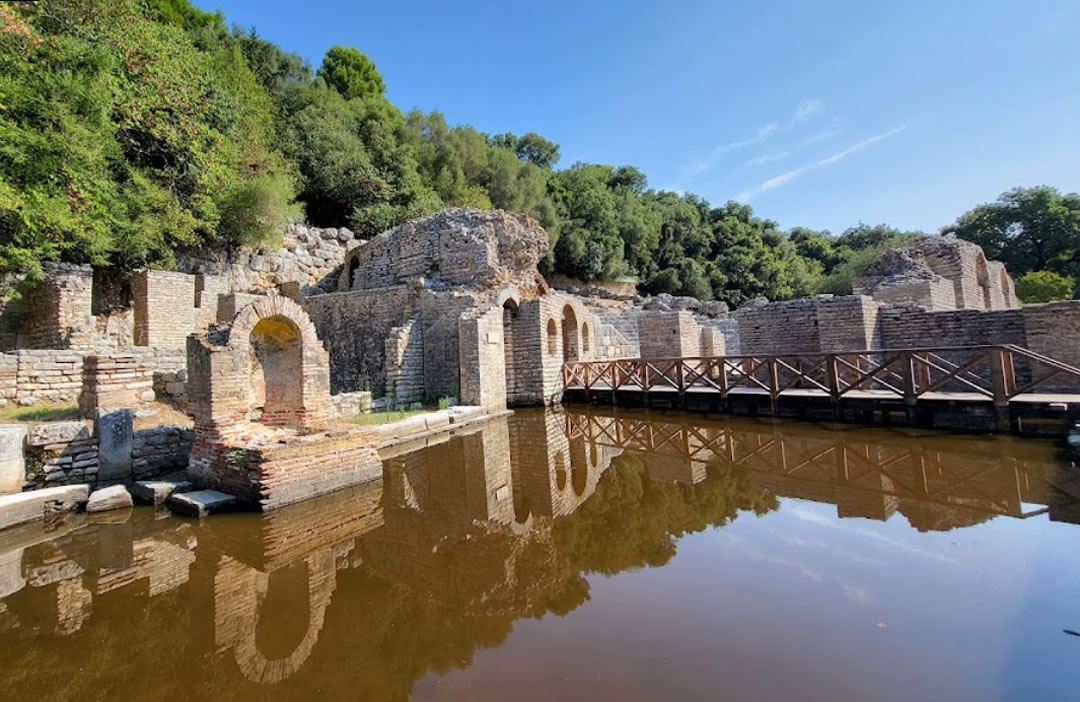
[561,344,1080,402]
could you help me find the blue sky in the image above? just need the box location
[196,0,1080,233]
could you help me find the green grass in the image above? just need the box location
[0,402,80,423]
[348,409,428,426]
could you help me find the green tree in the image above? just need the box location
[1014,270,1075,302]
[317,45,386,100]
[943,186,1080,283]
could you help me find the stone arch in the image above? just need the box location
[581,322,590,357]
[546,318,558,356]
[999,266,1013,308]
[561,305,579,362]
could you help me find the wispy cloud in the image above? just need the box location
[689,123,777,176]
[744,151,789,167]
[791,98,824,124]
[804,128,843,146]
[736,124,908,201]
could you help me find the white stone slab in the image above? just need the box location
[166,490,239,518]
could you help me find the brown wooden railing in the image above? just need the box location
[562,345,1080,406]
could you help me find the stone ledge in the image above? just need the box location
[0,484,89,532]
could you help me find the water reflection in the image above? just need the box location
[0,408,1078,700]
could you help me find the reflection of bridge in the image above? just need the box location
[562,345,1080,435]
[564,408,1080,527]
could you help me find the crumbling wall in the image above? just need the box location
[458,306,507,410]
[878,306,1027,349]
[383,318,424,402]
[341,209,548,292]
[79,350,186,418]
[178,223,362,296]
[23,264,94,350]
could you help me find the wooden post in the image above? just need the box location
[989,347,1012,432]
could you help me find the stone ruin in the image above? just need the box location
[185,295,380,510]
[854,235,1020,311]
[3,205,1080,513]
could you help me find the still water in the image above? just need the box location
[1,408,1079,701]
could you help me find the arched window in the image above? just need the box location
[581,322,590,356]
[546,318,558,356]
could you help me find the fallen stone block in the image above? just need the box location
[166,490,239,518]
[86,485,133,513]
[132,479,193,506]
[0,484,89,532]
[26,421,90,447]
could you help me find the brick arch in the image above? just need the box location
[975,252,992,310]
[228,295,324,353]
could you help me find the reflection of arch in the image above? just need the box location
[215,550,338,685]
[581,322,590,357]
[561,305,579,362]
[546,318,558,356]
[572,463,587,496]
[555,450,567,491]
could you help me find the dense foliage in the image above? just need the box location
[1,1,1075,302]
[1014,270,1075,303]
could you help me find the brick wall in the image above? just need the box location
[878,306,1027,349]
[816,296,881,352]
[1022,300,1080,371]
[79,350,186,417]
[638,311,703,357]
[23,264,94,349]
[458,306,507,410]
[133,270,196,348]
[302,288,415,394]
[3,350,84,406]
[735,299,822,355]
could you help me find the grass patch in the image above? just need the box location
[0,402,80,423]
[348,409,428,426]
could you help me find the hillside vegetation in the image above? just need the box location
[2,0,1077,303]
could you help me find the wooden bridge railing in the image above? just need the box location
[562,344,1080,406]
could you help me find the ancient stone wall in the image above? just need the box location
[638,312,703,358]
[458,306,507,411]
[816,296,881,352]
[302,288,415,395]
[735,299,821,355]
[23,264,94,350]
[1021,300,1080,370]
[79,350,186,417]
[20,419,190,490]
[133,271,195,348]
[878,306,1027,349]
[178,223,362,296]
[1,350,83,406]
[383,318,424,402]
[417,291,479,401]
[341,209,548,293]
[326,391,373,419]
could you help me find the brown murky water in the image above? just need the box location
[2,407,1079,701]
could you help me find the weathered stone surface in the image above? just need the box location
[131,478,193,506]
[85,484,133,513]
[26,421,91,447]
[166,489,239,517]
[96,409,133,482]
[0,425,27,495]
[0,484,88,531]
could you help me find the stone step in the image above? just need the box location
[166,489,239,517]
[132,478,193,506]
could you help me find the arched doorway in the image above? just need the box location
[546,318,558,356]
[249,315,303,426]
[346,256,360,290]
[561,305,579,362]
[503,299,519,402]
[581,322,590,358]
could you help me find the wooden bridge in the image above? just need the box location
[562,345,1080,435]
